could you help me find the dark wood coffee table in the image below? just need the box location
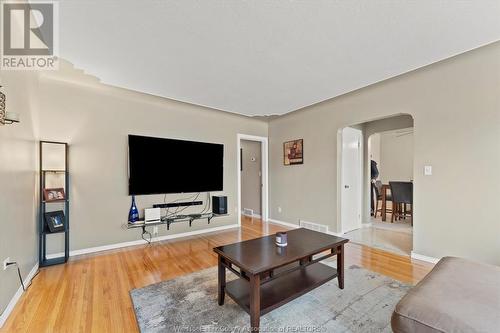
[213,228,349,330]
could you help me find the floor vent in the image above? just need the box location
[243,208,254,217]
[299,220,329,234]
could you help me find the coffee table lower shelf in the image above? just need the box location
[225,262,337,316]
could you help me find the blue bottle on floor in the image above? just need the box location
[128,195,139,223]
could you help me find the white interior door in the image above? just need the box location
[240,141,262,216]
[237,134,269,226]
[341,127,362,233]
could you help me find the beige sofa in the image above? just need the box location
[392,256,500,333]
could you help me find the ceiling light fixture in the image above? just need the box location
[0,85,20,125]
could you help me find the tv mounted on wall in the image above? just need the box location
[128,135,224,195]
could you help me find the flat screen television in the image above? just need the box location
[128,135,224,195]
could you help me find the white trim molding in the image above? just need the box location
[268,218,345,237]
[237,134,269,227]
[268,218,299,229]
[0,263,39,328]
[411,251,440,264]
[326,230,345,237]
[47,224,239,259]
[241,210,261,219]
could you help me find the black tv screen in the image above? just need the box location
[128,135,223,195]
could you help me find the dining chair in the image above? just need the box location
[374,180,391,218]
[389,181,413,225]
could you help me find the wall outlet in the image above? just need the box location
[278,206,282,213]
[153,226,159,236]
[424,165,432,176]
[3,257,10,270]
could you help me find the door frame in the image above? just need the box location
[337,127,364,234]
[237,134,269,226]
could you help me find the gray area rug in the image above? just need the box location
[130,261,410,332]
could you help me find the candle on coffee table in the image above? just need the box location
[276,232,288,247]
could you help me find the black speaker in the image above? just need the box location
[212,196,227,215]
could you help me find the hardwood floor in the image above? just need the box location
[1,217,433,332]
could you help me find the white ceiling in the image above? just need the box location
[59,1,500,116]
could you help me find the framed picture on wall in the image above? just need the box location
[44,210,65,233]
[284,139,303,165]
[43,188,65,202]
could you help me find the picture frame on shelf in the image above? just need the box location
[43,187,65,202]
[44,210,65,233]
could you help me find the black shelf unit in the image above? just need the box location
[127,213,228,244]
[39,141,69,267]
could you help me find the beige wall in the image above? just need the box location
[33,63,267,254]
[269,42,500,264]
[0,72,38,316]
[378,130,414,184]
[368,133,380,162]
[241,140,262,215]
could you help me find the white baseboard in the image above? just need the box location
[326,230,344,237]
[411,251,440,264]
[268,218,345,237]
[241,211,261,218]
[46,224,240,259]
[0,263,39,328]
[267,218,299,229]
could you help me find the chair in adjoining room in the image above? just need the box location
[389,181,413,225]
[374,180,391,219]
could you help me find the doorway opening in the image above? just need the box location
[237,134,269,226]
[339,114,415,256]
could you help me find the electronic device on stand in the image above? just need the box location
[212,196,227,215]
[127,199,228,244]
